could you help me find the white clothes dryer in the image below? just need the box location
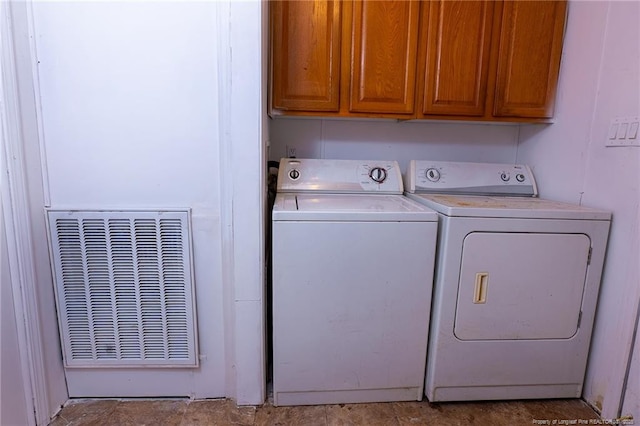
[405,160,611,402]
[272,158,438,406]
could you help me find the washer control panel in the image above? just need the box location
[406,160,538,196]
[277,158,403,194]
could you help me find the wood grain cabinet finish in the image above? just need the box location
[270,0,342,112]
[349,1,420,114]
[419,0,495,117]
[269,0,567,122]
[493,0,568,118]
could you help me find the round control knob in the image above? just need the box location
[369,167,388,183]
[516,173,526,182]
[425,168,441,182]
[500,172,511,182]
[288,169,300,180]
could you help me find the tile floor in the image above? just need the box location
[49,397,602,426]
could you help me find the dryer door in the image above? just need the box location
[454,232,591,341]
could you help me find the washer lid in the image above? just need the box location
[405,193,611,220]
[272,194,438,221]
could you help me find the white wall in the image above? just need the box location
[1,201,31,426]
[32,0,226,397]
[34,2,222,210]
[221,0,266,405]
[516,1,640,419]
[622,320,639,417]
[269,119,520,171]
[3,1,68,421]
[30,0,265,403]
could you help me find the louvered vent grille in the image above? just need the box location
[47,210,198,368]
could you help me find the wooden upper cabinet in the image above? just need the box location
[269,0,567,122]
[493,0,567,118]
[349,1,420,114]
[270,1,342,112]
[420,1,495,117]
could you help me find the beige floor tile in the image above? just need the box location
[181,399,256,426]
[49,399,119,426]
[392,400,443,425]
[49,397,602,426]
[106,400,188,426]
[392,400,482,426]
[254,404,327,426]
[393,399,601,426]
[520,399,601,423]
[325,403,400,426]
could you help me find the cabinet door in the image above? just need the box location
[421,1,494,116]
[271,1,342,112]
[349,1,420,114]
[493,0,567,118]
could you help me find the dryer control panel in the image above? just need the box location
[277,158,404,194]
[405,160,538,196]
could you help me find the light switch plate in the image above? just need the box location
[606,116,640,147]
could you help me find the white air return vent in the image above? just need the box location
[47,210,198,368]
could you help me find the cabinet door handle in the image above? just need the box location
[473,272,489,304]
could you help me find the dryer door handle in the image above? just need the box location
[473,273,489,304]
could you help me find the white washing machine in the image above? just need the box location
[405,160,611,402]
[272,158,438,406]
